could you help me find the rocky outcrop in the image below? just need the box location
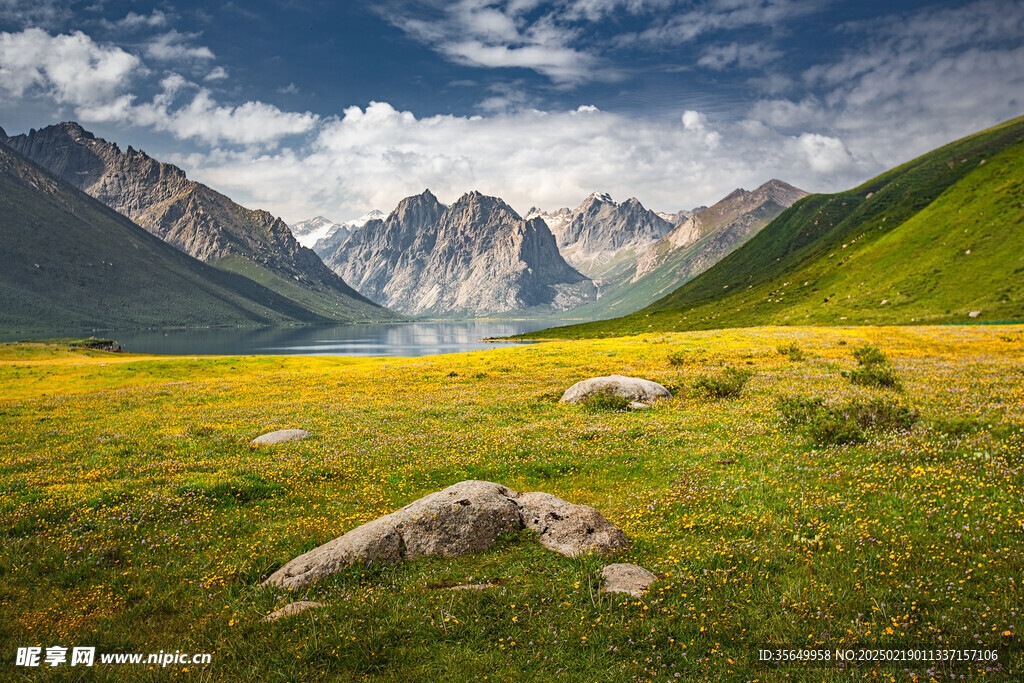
[559,375,673,405]
[601,564,657,596]
[2,122,390,322]
[323,190,586,316]
[263,480,628,590]
[528,193,673,278]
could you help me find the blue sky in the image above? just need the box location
[1,0,1022,223]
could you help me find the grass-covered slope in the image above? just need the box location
[526,116,1024,338]
[0,143,354,334]
[1,326,1022,680]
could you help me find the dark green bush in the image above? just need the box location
[667,351,687,366]
[694,366,753,399]
[847,344,902,390]
[778,395,919,446]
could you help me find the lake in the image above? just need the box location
[12,321,562,357]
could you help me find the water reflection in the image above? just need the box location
[59,321,554,357]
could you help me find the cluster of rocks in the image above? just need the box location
[264,480,633,590]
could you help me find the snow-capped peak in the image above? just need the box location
[345,209,385,228]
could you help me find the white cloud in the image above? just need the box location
[134,88,319,147]
[204,66,228,81]
[145,30,215,61]
[104,10,169,31]
[698,42,783,70]
[0,28,141,108]
[176,101,872,224]
[0,28,317,148]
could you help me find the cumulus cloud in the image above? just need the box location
[176,101,872,224]
[145,30,215,61]
[0,28,141,108]
[0,28,316,148]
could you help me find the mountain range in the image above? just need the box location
[523,115,1024,338]
[1,122,392,324]
[321,190,589,316]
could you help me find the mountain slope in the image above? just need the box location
[2,122,394,323]
[524,116,1024,338]
[0,140,344,334]
[324,190,587,316]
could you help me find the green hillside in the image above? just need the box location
[525,116,1024,338]
[0,143,369,335]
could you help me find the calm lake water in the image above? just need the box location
[18,321,561,357]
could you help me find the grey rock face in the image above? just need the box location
[323,190,586,316]
[263,480,629,590]
[518,492,631,558]
[560,375,672,404]
[601,563,657,596]
[250,429,311,445]
[538,193,673,278]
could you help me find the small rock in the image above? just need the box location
[628,401,649,410]
[601,564,657,596]
[560,375,671,405]
[518,491,630,557]
[263,601,323,622]
[251,429,311,445]
[969,311,981,318]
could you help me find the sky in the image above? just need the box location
[1,0,1022,223]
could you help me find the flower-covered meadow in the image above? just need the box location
[1,326,1021,681]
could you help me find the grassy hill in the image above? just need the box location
[523,116,1024,339]
[0,142,375,335]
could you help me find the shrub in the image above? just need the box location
[694,366,753,399]
[847,344,902,390]
[777,395,825,428]
[778,395,919,446]
[777,343,805,361]
[667,350,687,367]
[852,344,888,366]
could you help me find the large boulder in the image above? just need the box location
[264,481,521,590]
[601,563,657,597]
[263,480,630,590]
[560,375,671,405]
[517,492,630,557]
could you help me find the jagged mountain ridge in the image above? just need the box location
[323,190,587,316]
[526,192,673,277]
[2,122,392,322]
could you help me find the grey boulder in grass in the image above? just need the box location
[559,375,671,405]
[251,429,311,445]
[264,480,629,590]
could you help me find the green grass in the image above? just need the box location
[1,326,1021,680]
[523,115,1024,340]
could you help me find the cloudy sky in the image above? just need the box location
[1,0,1022,222]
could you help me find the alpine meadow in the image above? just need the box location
[2,1,1024,682]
